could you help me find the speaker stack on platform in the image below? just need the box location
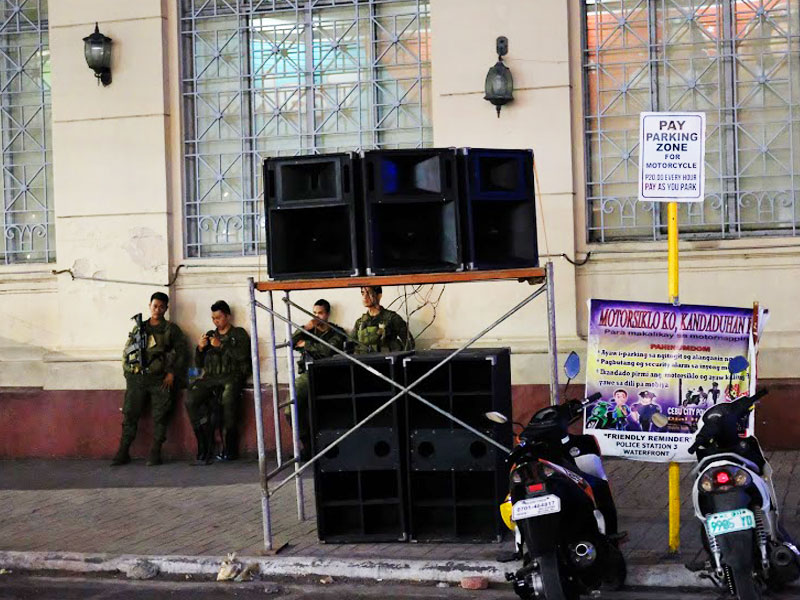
[361,148,461,275]
[306,348,512,543]
[459,148,537,270]
[263,153,360,279]
[263,148,538,279]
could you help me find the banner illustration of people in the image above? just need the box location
[584,299,763,462]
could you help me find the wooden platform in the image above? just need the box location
[255,267,546,291]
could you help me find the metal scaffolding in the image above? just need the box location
[247,263,559,552]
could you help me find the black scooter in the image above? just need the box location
[489,353,626,600]
[687,356,800,599]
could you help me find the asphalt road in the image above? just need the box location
[2,575,798,600]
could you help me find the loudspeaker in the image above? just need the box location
[308,352,411,542]
[459,148,538,270]
[263,153,360,279]
[361,149,462,275]
[403,348,512,542]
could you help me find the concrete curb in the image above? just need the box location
[0,550,731,588]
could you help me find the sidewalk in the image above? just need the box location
[1,453,798,585]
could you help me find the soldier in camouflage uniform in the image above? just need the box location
[288,299,346,459]
[113,292,188,467]
[351,286,414,353]
[186,300,252,463]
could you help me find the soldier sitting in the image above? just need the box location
[351,286,414,353]
[288,299,346,460]
[186,300,251,464]
[113,292,188,467]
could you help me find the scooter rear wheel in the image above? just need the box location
[729,566,762,600]
[537,552,577,600]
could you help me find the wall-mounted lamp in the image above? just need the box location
[83,23,112,86]
[484,36,513,117]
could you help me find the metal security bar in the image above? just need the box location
[583,0,800,242]
[180,0,432,257]
[0,0,52,264]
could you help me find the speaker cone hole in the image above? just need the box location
[374,441,391,457]
[418,441,435,458]
[469,441,487,458]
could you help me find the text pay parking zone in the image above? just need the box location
[639,112,706,202]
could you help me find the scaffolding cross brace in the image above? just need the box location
[247,263,559,551]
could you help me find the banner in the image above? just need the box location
[584,299,758,462]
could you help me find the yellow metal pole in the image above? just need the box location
[667,201,680,553]
[668,202,679,304]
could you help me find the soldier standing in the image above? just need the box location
[186,300,251,463]
[113,292,188,467]
[352,286,414,353]
[288,299,346,459]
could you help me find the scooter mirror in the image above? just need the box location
[564,351,581,380]
[485,411,509,424]
[728,355,749,375]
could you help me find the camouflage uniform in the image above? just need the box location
[289,324,346,454]
[352,307,414,353]
[187,326,251,461]
[114,319,188,466]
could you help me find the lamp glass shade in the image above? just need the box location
[83,27,112,72]
[484,61,513,105]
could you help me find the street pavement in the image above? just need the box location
[2,575,799,600]
[0,452,798,579]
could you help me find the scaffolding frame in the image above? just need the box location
[247,263,559,551]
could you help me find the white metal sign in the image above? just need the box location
[638,112,706,202]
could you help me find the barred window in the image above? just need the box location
[0,1,52,264]
[181,0,432,257]
[583,0,800,242]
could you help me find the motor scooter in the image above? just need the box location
[489,352,626,600]
[687,355,800,599]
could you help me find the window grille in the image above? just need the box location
[583,0,800,241]
[0,0,52,264]
[181,0,432,257]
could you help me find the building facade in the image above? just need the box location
[1,0,798,458]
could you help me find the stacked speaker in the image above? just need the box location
[308,352,409,543]
[263,149,537,279]
[307,348,512,543]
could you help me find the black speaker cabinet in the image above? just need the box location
[361,148,462,275]
[308,352,411,543]
[458,148,538,270]
[263,153,360,279]
[403,348,512,542]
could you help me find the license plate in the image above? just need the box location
[511,494,561,521]
[705,509,755,536]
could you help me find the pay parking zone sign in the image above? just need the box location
[639,112,705,202]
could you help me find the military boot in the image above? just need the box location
[190,426,207,466]
[110,439,131,466]
[146,441,163,466]
[218,428,238,461]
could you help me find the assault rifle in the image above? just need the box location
[124,313,148,374]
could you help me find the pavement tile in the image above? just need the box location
[0,454,798,565]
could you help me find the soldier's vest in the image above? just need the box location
[125,324,170,375]
[356,321,386,352]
